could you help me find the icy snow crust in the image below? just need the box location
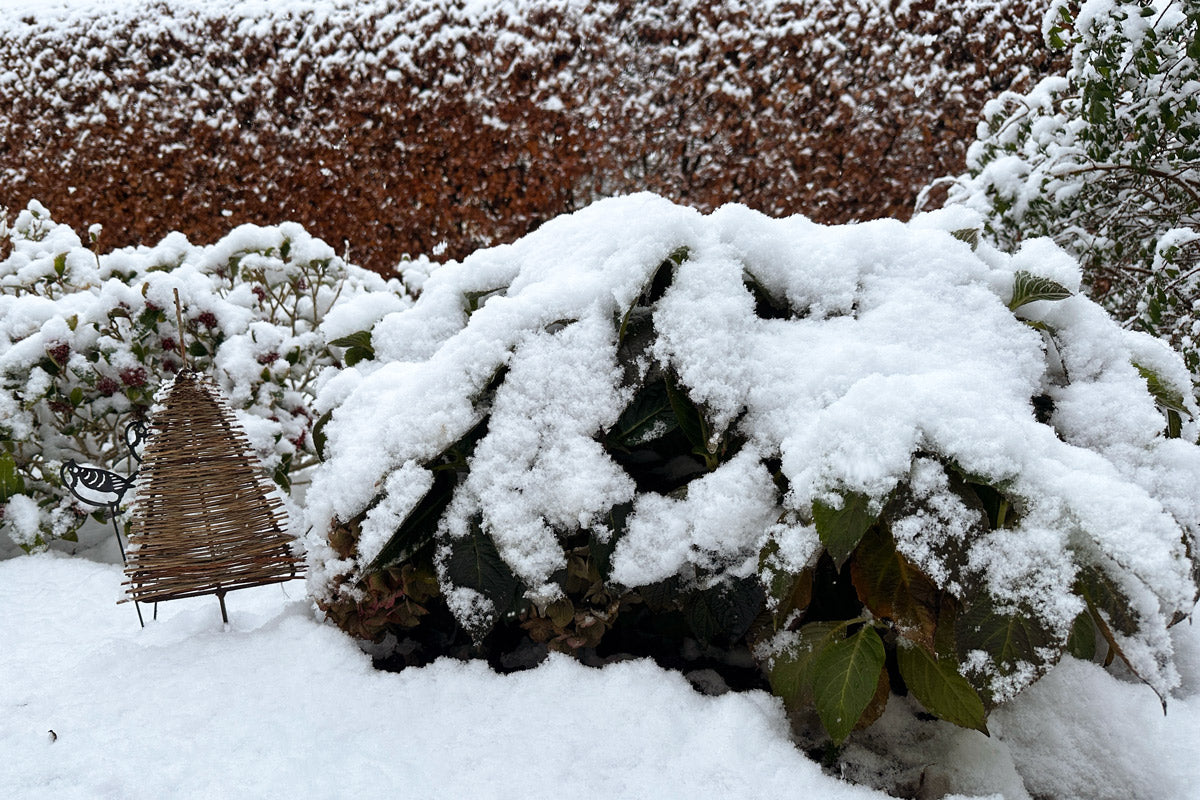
[307,194,1200,699]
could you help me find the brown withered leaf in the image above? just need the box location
[547,597,576,628]
[854,661,892,731]
[850,524,939,650]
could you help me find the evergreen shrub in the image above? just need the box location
[307,195,1200,745]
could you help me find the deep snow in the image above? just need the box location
[0,553,887,800]
[1,548,1197,799]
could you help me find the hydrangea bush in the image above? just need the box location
[945,0,1200,385]
[0,200,407,551]
[305,195,1200,746]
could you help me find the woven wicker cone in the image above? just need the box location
[122,371,302,604]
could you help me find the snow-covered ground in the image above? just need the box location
[0,553,887,800]
[2,548,1197,799]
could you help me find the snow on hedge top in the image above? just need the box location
[306,194,1199,690]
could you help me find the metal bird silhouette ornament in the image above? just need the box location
[61,418,149,624]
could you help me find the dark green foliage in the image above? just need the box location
[368,469,456,572]
[683,577,765,646]
[813,491,878,569]
[0,451,24,502]
[1008,270,1073,312]
[443,517,521,640]
[812,625,887,745]
[329,330,376,367]
[955,596,1059,708]
[320,239,1197,752]
[609,381,678,449]
[896,643,988,735]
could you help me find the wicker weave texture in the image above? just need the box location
[123,371,301,604]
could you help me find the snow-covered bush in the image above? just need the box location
[306,194,1200,746]
[945,0,1200,386]
[0,201,406,551]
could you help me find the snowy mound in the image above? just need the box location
[305,194,1199,704]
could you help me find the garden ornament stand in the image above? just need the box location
[61,419,149,626]
[120,291,303,625]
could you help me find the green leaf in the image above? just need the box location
[1132,362,1190,416]
[463,288,505,314]
[589,502,632,581]
[343,347,372,367]
[311,410,333,461]
[950,228,980,250]
[69,387,84,406]
[53,252,67,277]
[329,330,375,363]
[1167,410,1182,439]
[137,307,162,329]
[38,357,60,378]
[1074,563,1139,637]
[369,469,456,571]
[1085,597,1168,713]
[666,246,690,267]
[443,516,520,633]
[1008,271,1072,311]
[610,380,678,447]
[896,643,989,734]
[744,274,792,320]
[187,341,209,358]
[961,478,1013,530]
[760,539,814,627]
[326,331,372,347]
[1067,610,1097,661]
[812,625,887,745]
[813,491,877,568]
[766,621,842,710]
[615,307,655,379]
[664,376,709,454]
[0,451,25,502]
[683,576,765,645]
[272,452,292,493]
[955,595,1059,705]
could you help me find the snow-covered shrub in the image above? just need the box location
[945,0,1200,386]
[306,194,1200,746]
[0,201,405,551]
[0,0,1059,272]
